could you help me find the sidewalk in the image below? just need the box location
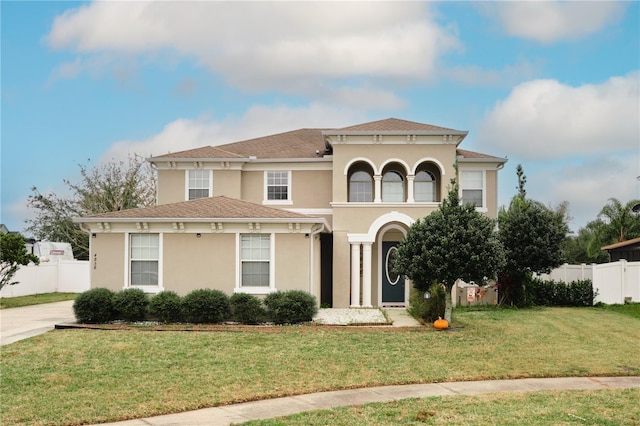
[93,376,640,426]
[0,300,75,346]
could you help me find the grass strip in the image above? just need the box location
[0,292,78,309]
[1,307,638,425]
[244,388,640,425]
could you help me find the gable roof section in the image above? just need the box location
[75,196,318,222]
[336,117,459,133]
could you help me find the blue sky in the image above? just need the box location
[2,1,639,234]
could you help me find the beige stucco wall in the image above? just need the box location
[90,233,125,292]
[485,169,498,218]
[332,231,351,308]
[213,170,242,199]
[162,233,236,295]
[291,170,332,208]
[157,169,185,205]
[274,233,317,295]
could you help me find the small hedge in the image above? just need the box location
[74,288,319,325]
[73,288,116,324]
[182,289,231,324]
[527,278,596,307]
[264,290,318,324]
[230,293,266,324]
[149,291,183,323]
[113,288,149,322]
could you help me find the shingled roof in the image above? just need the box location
[150,118,472,161]
[153,128,328,160]
[457,149,508,162]
[335,117,459,132]
[75,196,318,222]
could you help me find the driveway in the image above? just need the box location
[0,300,75,346]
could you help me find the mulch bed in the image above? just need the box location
[54,322,454,333]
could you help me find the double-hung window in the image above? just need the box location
[461,171,484,208]
[349,171,373,202]
[130,234,159,287]
[188,169,211,200]
[265,171,291,203]
[241,234,270,287]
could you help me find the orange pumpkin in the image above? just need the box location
[433,317,449,330]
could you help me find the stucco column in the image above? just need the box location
[362,242,372,307]
[406,175,415,203]
[350,243,361,307]
[373,175,382,203]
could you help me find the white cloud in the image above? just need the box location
[445,60,540,87]
[481,1,627,43]
[478,72,640,160]
[524,155,640,232]
[99,103,366,162]
[45,2,459,93]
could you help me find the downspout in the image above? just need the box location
[309,223,325,297]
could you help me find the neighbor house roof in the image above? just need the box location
[601,237,640,251]
[74,196,320,222]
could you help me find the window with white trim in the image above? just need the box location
[130,234,159,286]
[188,169,210,200]
[265,171,290,202]
[461,171,484,207]
[241,234,270,287]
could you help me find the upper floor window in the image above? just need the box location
[414,171,436,202]
[461,171,484,207]
[188,169,210,200]
[265,171,291,204]
[349,171,373,202]
[130,234,159,287]
[382,171,404,202]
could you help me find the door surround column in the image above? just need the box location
[362,242,372,308]
[350,243,361,307]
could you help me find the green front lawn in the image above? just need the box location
[245,388,640,425]
[1,307,638,425]
[0,292,78,309]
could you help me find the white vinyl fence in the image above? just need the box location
[540,260,640,304]
[0,261,90,298]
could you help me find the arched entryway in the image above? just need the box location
[347,211,413,307]
[377,223,409,306]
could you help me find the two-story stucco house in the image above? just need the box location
[75,118,507,308]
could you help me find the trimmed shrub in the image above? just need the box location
[73,288,116,324]
[148,291,183,323]
[408,283,446,323]
[527,278,596,307]
[230,293,266,324]
[264,290,318,324]
[113,288,149,322]
[182,289,231,323]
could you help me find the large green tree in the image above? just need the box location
[394,173,505,323]
[0,233,39,291]
[26,155,156,260]
[586,198,640,258]
[497,165,569,306]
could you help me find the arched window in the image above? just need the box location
[382,171,404,202]
[349,170,373,202]
[414,170,436,202]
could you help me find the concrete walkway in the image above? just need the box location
[92,376,640,426]
[0,300,75,346]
